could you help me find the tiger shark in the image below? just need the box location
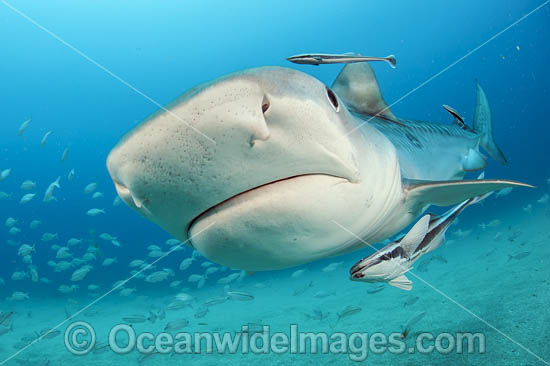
[106,62,532,271]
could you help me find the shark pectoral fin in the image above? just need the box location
[331,62,398,123]
[388,275,413,291]
[400,215,430,258]
[404,179,535,211]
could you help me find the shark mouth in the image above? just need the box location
[186,173,348,241]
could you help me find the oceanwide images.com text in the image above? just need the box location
[64,321,486,361]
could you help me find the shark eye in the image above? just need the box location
[261,96,270,114]
[326,87,339,112]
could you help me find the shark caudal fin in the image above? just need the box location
[473,82,508,165]
[404,178,534,213]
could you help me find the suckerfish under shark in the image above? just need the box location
[106,60,533,271]
[349,185,491,291]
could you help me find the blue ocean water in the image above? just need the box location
[1,1,549,365]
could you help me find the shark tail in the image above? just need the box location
[473,82,507,165]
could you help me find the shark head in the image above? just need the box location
[107,66,403,271]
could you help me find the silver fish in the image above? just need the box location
[41,131,52,148]
[20,335,38,343]
[0,311,14,326]
[166,301,189,311]
[337,305,361,321]
[226,291,254,301]
[313,290,335,298]
[240,323,267,335]
[304,308,330,321]
[64,306,72,320]
[203,297,227,306]
[366,284,386,294]
[404,295,419,307]
[164,318,189,331]
[122,315,147,323]
[0,325,10,336]
[194,308,209,319]
[157,309,166,320]
[403,311,426,330]
[401,311,426,339]
[43,177,60,203]
[287,53,396,68]
[17,118,31,136]
[38,328,61,339]
[61,146,70,162]
[508,252,530,261]
[147,311,157,324]
[292,281,314,296]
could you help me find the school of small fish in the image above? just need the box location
[0,118,546,365]
[0,119,272,346]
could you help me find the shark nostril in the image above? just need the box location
[250,96,271,147]
[113,181,149,209]
[249,129,271,147]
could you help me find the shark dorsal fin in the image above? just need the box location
[399,215,430,258]
[331,62,398,122]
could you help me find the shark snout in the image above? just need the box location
[105,67,365,251]
[106,154,148,212]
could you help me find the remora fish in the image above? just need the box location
[106,62,532,272]
[350,191,491,290]
[442,104,474,132]
[287,53,396,68]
